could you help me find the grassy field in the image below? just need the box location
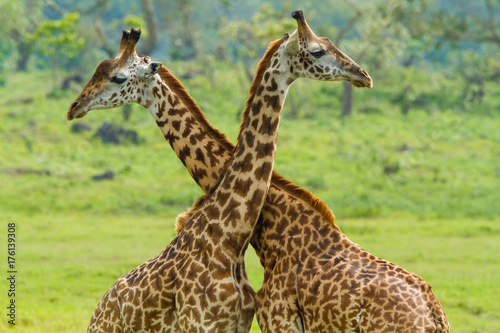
[1,67,499,332]
[0,213,499,332]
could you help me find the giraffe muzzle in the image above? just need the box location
[350,69,373,89]
[67,101,87,120]
[352,75,373,89]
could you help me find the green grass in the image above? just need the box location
[1,66,499,332]
[0,213,498,332]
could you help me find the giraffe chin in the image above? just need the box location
[75,111,88,119]
[67,109,88,121]
[351,78,373,89]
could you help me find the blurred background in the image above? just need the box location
[0,0,499,332]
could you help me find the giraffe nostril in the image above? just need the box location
[70,101,79,111]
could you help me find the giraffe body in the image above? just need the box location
[253,201,447,332]
[68,11,448,333]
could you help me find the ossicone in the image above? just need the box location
[291,10,304,21]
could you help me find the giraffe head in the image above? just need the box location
[67,29,163,120]
[285,10,372,88]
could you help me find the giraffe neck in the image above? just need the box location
[196,39,294,260]
[210,56,293,238]
[142,67,233,193]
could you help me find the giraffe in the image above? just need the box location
[67,11,449,333]
[178,14,450,333]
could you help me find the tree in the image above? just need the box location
[29,12,85,89]
[431,0,500,47]
[335,0,434,116]
[0,0,43,71]
[429,0,500,108]
[74,0,159,58]
[219,2,295,83]
[159,0,199,60]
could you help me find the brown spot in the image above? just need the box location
[189,131,205,146]
[192,165,208,183]
[254,161,272,181]
[207,222,224,245]
[258,115,279,136]
[222,198,241,223]
[172,120,181,131]
[163,130,179,144]
[263,94,281,112]
[255,142,275,159]
[251,100,263,116]
[205,203,221,220]
[251,119,259,130]
[266,78,278,92]
[264,72,270,82]
[167,94,180,107]
[182,124,192,138]
[215,190,231,207]
[195,148,206,165]
[132,307,144,331]
[233,177,252,198]
[244,131,255,148]
[156,100,166,119]
[161,84,168,97]
[177,146,190,165]
[232,153,253,173]
[152,87,160,99]
[245,188,265,221]
[256,86,264,96]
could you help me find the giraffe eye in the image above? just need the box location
[111,76,127,84]
[310,50,326,58]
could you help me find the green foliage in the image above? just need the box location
[0,1,18,68]
[219,1,296,80]
[0,0,43,70]
[109,14,147,36]
[448,46,500,108]
[29,12,85,69]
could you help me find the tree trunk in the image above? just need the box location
[342,82,353,117]
[139,0,159,55]
[16,42,30,71]
[93,17,115,58]
[11,29,30,71]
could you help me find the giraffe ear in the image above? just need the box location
[146,62,162,78]
[285,30,299,56]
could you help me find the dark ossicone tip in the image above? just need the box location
[129,28,142,42]
[291,10,304,21]
[122,30,130,40]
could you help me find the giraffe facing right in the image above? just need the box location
[180,12,450,333]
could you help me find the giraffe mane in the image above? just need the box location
[158,44,336,226]
[238,36,286,143]
[157,65,235,152]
